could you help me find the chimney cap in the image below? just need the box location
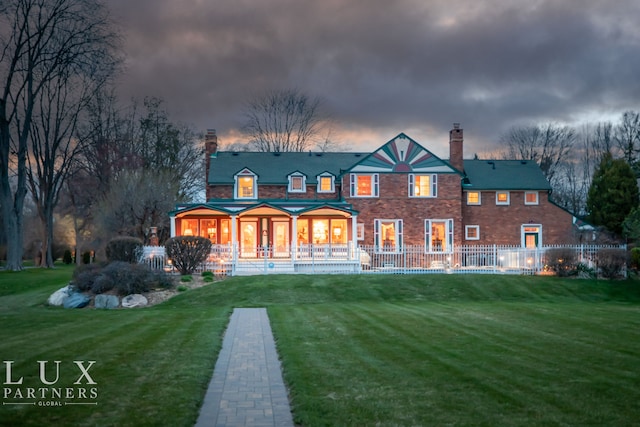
[206,129,216,134]
[453,123,460,130]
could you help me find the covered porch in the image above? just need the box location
[169,201,363,274]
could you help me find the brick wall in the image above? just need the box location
[462,191,576,245]
[343,173,463,246]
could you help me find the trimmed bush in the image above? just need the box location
[165,236,212,275]
[106,237,143,263]
[545,248,578,277]
[597,248,627,279]
[63,250,73,265]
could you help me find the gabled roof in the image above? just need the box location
[347,133,458,174]
[208,152,367,185]
[462,160,551,191]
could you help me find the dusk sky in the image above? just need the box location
[109,0,640,158]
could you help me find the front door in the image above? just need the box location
[272,221,289,257]
[240,220,258,257]
[522,225,541,248]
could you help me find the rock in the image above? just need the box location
[94,294,119,309]
[63,292,90,309]
[121,294,148,308]
[48,285,71,306]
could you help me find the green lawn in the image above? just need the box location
[1,269,639,426]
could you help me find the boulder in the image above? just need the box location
[63,292,90,309]
[48,285,71,306]
[94,294,119,309]
[121,294,148,308]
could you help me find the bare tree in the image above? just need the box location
[500,123,576,183]
[241,89,330,152]
[0,0,119,270]
[614,110,640,165]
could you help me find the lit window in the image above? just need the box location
[465,225,480,240]
[409,174,437,198]
[374,219,402,253]
[235,170,257,199]
[350,174,379,197]
[496,191,510,205]
[525,191,539,205]
[425,219,454,253]
[467,191,480,205]
[288,174,306,193]
[317,175,334,193]
[181,219,198,236]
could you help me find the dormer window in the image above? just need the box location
[235,169,257,199]
[317,173,335,193]
[288,173,306,193]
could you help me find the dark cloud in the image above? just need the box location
[108,0,640,154]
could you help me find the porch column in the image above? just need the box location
[291,215,298,261]
[351,214,358,260]
[170,215,176,237]
[230,215,238,262]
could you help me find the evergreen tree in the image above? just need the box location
[586,153,639,235]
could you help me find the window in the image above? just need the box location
[374,219,402,253]
[525,191,539,205]
[350,173,379,197]
[357,223,365,240]
[409,174,437,198]
[467,191,481,205]
[465,225,480,240]
[496,191,510,205]
[181,219,198,236]
[235,170,257,199]
[200,219,217,242]
[288,174,306,193]
[522,224,542,248]
[317,174,335,193]
[220,219,231,245]
[425,219,454,253]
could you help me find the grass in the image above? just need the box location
[0,270,639,426]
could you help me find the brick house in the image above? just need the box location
[169,124,584,271]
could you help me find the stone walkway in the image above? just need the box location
[195,308,294,427]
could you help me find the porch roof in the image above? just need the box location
[171,200,358,217]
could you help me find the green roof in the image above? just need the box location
[462,160,551,190]
[208,152,368,184]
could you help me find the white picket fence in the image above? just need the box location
[141,244,627,276]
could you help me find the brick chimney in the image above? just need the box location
[205,128,218,179]
[449,123,464,172]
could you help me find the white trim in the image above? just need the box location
[316,173,335,193]
[524,191,539,205]
[374,219,402,253]
[234,169,258,200]
[408,174,437,198]
[496,191,510,205]
[521,224,542,248]
[465,225,480,240]
[425,219,454,253]
[350,173,379,198]
[466,191,481,205]
[288,173,306,193]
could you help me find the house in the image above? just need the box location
[169,124,583,273]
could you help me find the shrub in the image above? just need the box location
[630,247,640,270]
[203,276,214,283]
[82,251,91,264]
[72,263,105,291]
[597,248,627,279]
[87,261,173,296]
[177,285,189,292]
[180,275,193,282]
[165,236,212,275]
[545,248,578,277]
[106,237,143,263]
[62,250,73,265]
[202,271,214,278]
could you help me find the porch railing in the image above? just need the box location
[141,244,626,276]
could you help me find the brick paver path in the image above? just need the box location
[195,308,294,427]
